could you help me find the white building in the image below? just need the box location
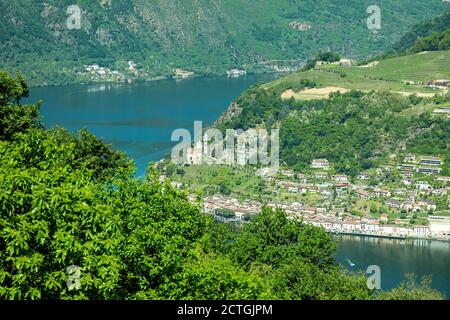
[227,69,247,77]
[311,159,330,170]
[342,220,362,232]
[413,226,431,238]
[315,172,329,179]
[404,154,416,162]
[171,181,183,189]
[320,188,333,196]
[374,188,391,197]
[361,221,380,232]
[429,216,450,236]
[358,173,371,180]
[128,60,137,71]
[333,175,349,183]
[397,227,413,237]
[436,176,450,183]
[380,225,397,236]
[416,181,432,191]
[185,140,203,165]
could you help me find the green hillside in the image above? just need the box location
[217,51,450,176]
[392,11,450,53]
[264,51,450,97]
[411,28,450,52]
[0,0,447,86]
[358,11,450,65]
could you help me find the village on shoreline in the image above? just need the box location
[159,153,450,242]
[78,61,251,85]
[199,194,449,242]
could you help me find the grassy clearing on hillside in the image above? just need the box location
[399,103,437,116]
[171,165,265,198]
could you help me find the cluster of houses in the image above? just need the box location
[400,155,443,176]
[164,153,449,240]
[202,195,262,222]
[273,175,446,213]
[82,61,144,83]
[82,64,125,82]
[227,69,247,78]
[199,194,450,239]
[174,68,195,79]
[256,157,449,212]
[315,58,353,67]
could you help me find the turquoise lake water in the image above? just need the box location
[28,75,449,298]
[29,74,279,177]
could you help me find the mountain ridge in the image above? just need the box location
[1,0,448,86]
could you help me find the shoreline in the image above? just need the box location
[330,231,450,242]
[28,70,288,89]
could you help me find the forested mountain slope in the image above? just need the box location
[392,11,450,53]
[0,0,447,86]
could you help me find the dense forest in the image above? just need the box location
[0,0,447,86]
[411,28,450,52]
[392,11,450,53]
[0,71,445,299]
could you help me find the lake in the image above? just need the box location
[28,75,449,299]
[334,235,450,298]
[28,74,280,177]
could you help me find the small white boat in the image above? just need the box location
[346,258,356,267]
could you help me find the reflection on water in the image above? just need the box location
[334,235,450,298]
[86,84,108,93]
[63,117,185,128]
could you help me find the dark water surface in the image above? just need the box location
[334,235,450,298]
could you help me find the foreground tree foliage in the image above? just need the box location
[377,275,445,300]
[0,71,445,300]
[203,209,372,300]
